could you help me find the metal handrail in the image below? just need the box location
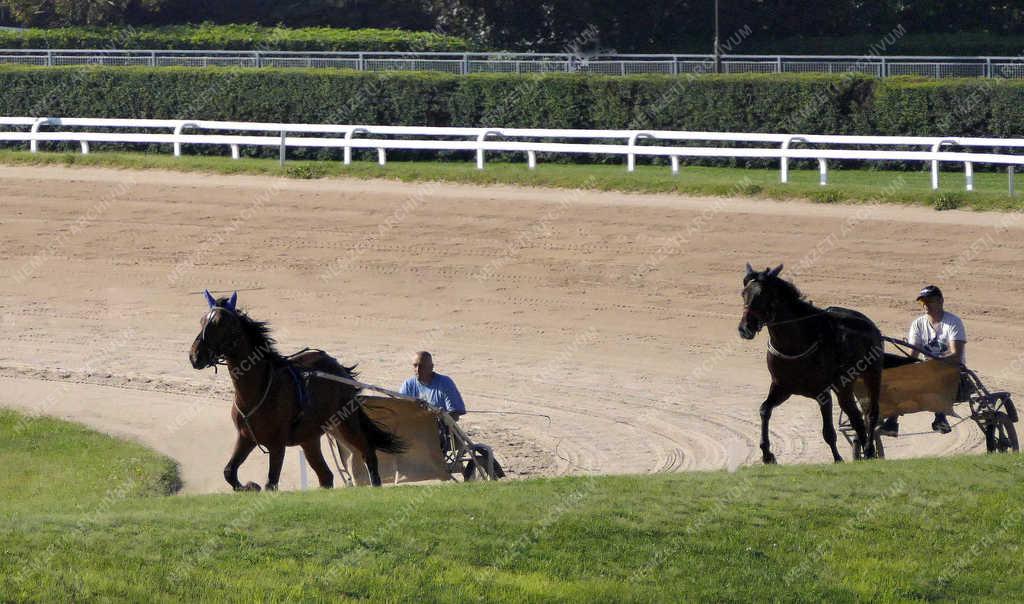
[0,49,1020,78]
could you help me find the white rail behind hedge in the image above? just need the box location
[1,116,1022,193]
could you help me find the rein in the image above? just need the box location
[232,363,275,454]
[767,338,820,360]
[746,307,829,360]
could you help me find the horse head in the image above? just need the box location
[190,290,242,369]
[738,263,784,339]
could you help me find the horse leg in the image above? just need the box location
[759,384,790,464]
[860,367,883,459]
[300,437,334,488]
[224,434,259,491]
[836,388,868,457]
[363,449,383,488]
[333,424,382,487]
[265,444,285,492]
[816,391,843,463]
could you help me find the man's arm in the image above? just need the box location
[398,378,415,397]
[908,320,922,360]
[443,377,467,416]
[947,340,966,366]
[944,317,967,366]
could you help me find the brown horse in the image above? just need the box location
[738,264,884,463]
[189,291,405,491]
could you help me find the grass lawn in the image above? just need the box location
[2,149,1023,212]
[1,408,1022,602]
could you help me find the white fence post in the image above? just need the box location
[931,139,957,190]
[627,132,653,172]
[279,131,287,166]
[476,129,501,170]
[343,127,368,165]
[298,449,309,490]
[818,159,828,185]
[173,121,194,157]
[780,136,808,184]
[965,161,974,191]
[29,117,48,153]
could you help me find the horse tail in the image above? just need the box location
[358,409,407,455]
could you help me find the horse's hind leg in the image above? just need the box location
[759,384,790,464]
[836,388,867,458]
[333,424,383,487]
[363,449,383,488]
[816,391,843,463]
[860,368,883,459]
[300,437,334,488]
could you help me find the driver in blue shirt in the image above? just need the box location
[399,351,466,419]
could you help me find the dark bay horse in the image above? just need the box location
[189,291,405,491]
[738,264,884,463]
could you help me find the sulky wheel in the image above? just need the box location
[462,444,506,480]
[983,412,1019,453]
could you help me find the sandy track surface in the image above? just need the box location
[1,165,1021,493]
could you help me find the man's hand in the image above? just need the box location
[946,340,966,366]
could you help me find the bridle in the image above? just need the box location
[197,305,241,370]
[198,304,274,454]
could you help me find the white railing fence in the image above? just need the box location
[0,50,1022,79]
[1,116,1022,194]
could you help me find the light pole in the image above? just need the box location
[713,0,721,73]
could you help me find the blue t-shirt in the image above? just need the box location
[399,373,466,414]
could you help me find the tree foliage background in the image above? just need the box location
[0,1,1022,52]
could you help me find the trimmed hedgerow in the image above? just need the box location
[0,24,469,52]
[2,66,1023,165]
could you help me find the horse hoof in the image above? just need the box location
[834,458,844,464]
[240,481,261,492]
[762,454,777,465]
[265,483,278,492]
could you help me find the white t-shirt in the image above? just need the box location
[908,311,967,363]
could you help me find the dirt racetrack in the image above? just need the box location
[2,165,1021,493]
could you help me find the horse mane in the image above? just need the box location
[216,297,358,376]
[222,303,284,362]
[763,275,819,314]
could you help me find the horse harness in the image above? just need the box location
[748,308,829,360]
[759,307,876,361]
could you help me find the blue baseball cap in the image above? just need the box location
[916,285,943,300]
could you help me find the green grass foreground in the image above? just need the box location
[1,409,1023,602]
[2,150,1023,211]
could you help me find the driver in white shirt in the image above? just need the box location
[879,285,966,437]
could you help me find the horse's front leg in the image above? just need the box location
[225,434,260,491]
[265,443,286,492]
[759,384,790,464]
[816,390,843,463]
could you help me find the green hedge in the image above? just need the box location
[2,66,1023,164]
[0,24,469,52]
